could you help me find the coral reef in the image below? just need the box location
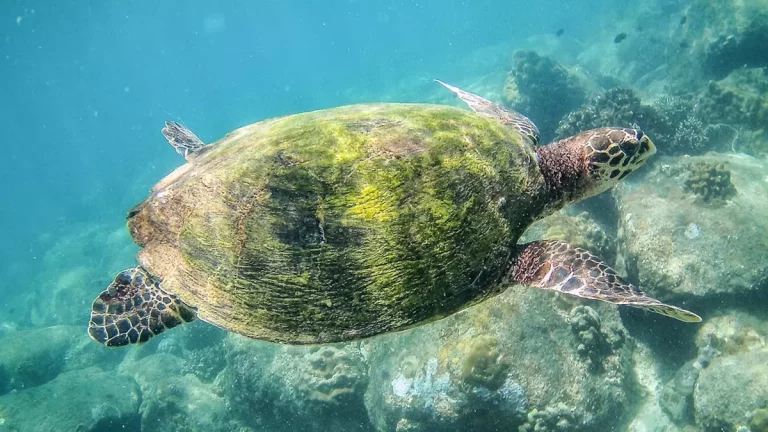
[504,50,586,142]
[649,95,711,155]
[295,345,368,406]
[557,88,711,155]
[695,312,767,357]
[215,337,371,431]
[683,161,737,204]
[540,211,617,266]
[751,408,768,432]
[0,367,141,432]
[555,88,656,138]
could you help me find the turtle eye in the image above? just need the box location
[619,139,639,157]
[636,130,644,141]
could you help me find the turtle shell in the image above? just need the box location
[128,104,544,344]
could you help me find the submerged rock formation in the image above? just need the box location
[615,153,768,309]
[364,286,634,432]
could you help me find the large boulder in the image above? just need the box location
[683,0,768,79]
[0,367,140,432]
[694,348,768,431]
[364,286,634,432]
[0,326,79,395]
[119,352,241,432]
[615,153,768,309]
[0,326,127,396]
[215,335,371,432]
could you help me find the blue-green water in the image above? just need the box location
[2,1,768,431]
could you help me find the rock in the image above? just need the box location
[615,153,768,308]
[119,352,242,432]
[0,367,140,432]
[693,348,768,431]
[659,346,718,426]
[212,336,280,429]
[0,326,78,395]
[364,286,634,432]
[694,310,768,356]
[626,340,682,432]
[268,343,371,431]
[689,0,768,79]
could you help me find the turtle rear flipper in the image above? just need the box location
[161,121,205,160]
[509,240,701,323]
[88,267,197,347]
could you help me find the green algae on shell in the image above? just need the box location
[130,104,542,344]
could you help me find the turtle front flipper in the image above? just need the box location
[509,241,701,322]
[435,79,540,146]
[161,121,205,160]
[88,267,197,347]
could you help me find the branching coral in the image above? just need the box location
[557,89,712,155]
[555,88,657,140]
[683,161,737,204]
[650,95,710,154]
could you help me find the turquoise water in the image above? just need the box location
[2,1,768,431]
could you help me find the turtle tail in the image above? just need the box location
[88,267,197,347]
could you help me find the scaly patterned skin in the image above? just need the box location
[88,267,196,346]
[536,127,656,211]
[509,241,701,322]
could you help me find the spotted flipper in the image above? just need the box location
[508,240,701,322]
[161,121,205,160]
[88,267,197,347]
[435,79,540,146]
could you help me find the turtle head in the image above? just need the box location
[537,127,656,207]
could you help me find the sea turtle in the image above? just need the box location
[88,81,701,347]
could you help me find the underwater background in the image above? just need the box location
[2,0,768,431]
